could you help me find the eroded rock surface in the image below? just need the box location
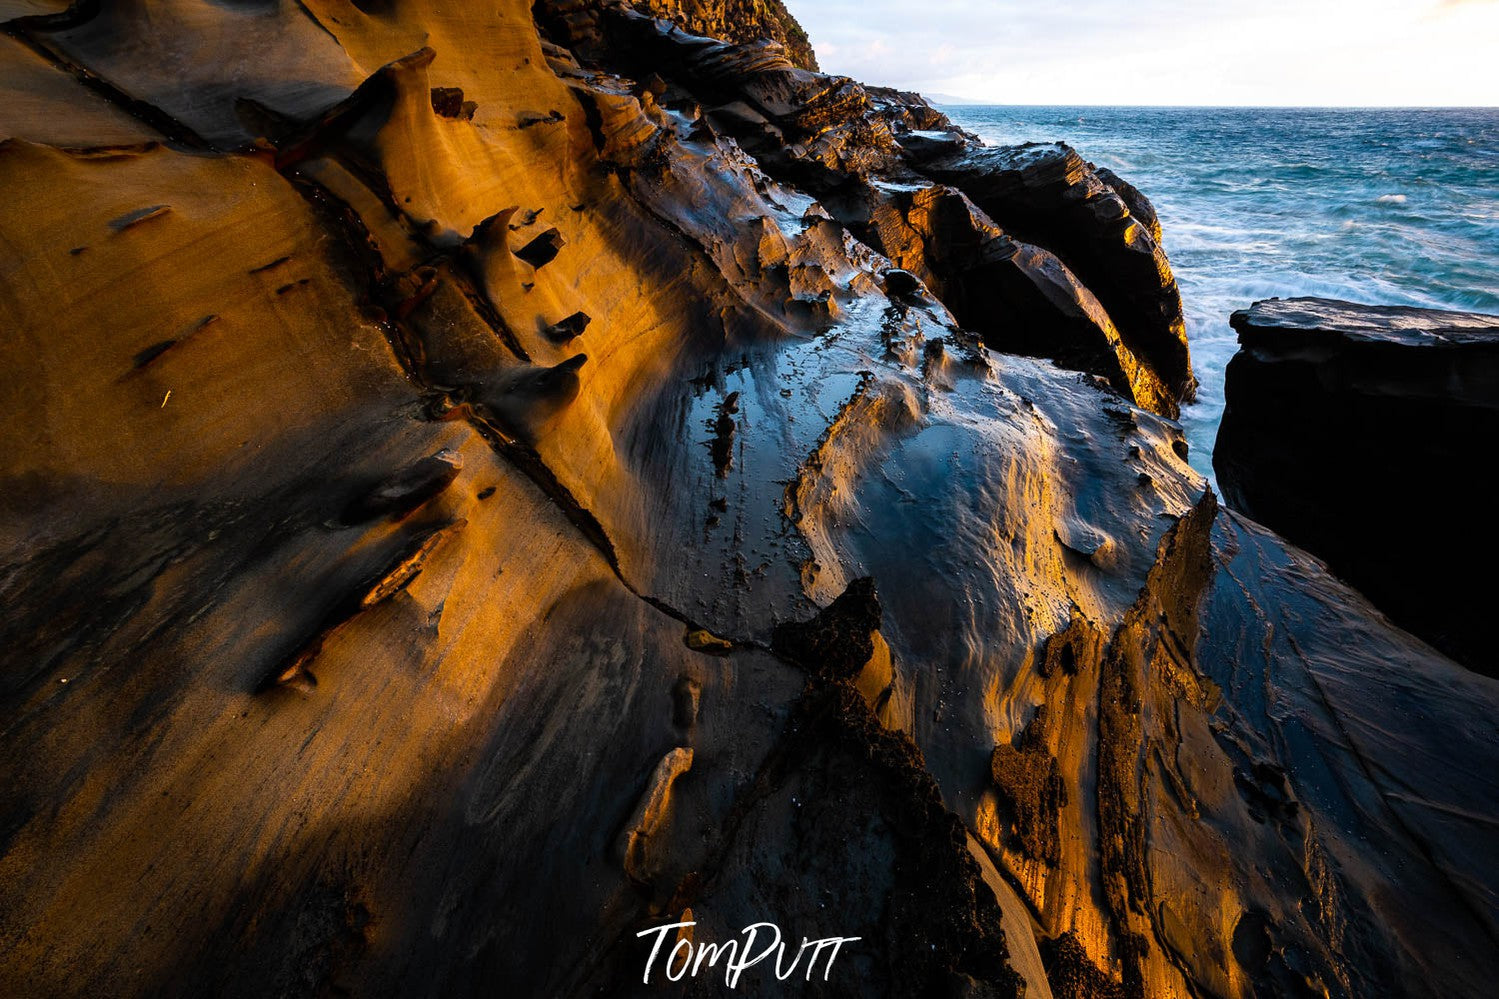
[543,0,1195,417]
[628,0,819,71]
[1215,297,1499,674]
[1,5,1495,999]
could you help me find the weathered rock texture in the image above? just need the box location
[542,0,1195,417]
[1215,297,1499,675]
[629,0,819,70]
[1,4,1495,999]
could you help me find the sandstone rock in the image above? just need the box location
[341,450,464,524]
[580,4,1191,416]
[476,354,588,443]
[627,0,820,71]
[616,746,694,881]
[429,86,476,120]
[1,4,1494,999]
[902,139,1193,404]
[990,705,1066,865]
[1215,297,1499,674]
[684,628,733,654]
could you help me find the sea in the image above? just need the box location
[939,106,1499,482]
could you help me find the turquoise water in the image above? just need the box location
[940,106,1499,480]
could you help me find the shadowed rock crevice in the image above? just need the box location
[601,681,1028,998]
[1042,931,1126,999]
[1092,493,1220,999]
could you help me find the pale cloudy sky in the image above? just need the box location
[793,0,1499,106]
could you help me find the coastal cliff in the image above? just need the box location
[1,3,1495,998]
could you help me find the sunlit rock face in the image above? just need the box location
[1215,297,1499,676]
[0,3,1495,998]
[554,1,1195,418]
[628,0,820,71]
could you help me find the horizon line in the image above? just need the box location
[922,100,1499,110]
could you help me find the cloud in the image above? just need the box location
[789,0,1499,106]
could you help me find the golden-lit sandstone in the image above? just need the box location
[1,2,1495,997]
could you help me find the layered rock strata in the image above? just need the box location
[0,4,1494,999]
[543,0,1195,417]
[629,0,819,71]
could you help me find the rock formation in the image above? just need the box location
[1216,297,1499,675]
[546,0,1195,416]
[1,4,1495,998]
[629,0,819,71]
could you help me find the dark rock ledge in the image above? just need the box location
[1215,296,1499,675]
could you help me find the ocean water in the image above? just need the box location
[940,106,1499,481]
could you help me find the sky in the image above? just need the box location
[793,0,1499,106]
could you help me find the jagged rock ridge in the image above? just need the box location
[1,3,1495,998]
[628,0,819,71]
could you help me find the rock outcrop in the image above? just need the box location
[629,0,819,71]
[1,4,1495,999]
[1215,297,1499,675]
[544,0,1195,417]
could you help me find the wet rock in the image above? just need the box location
[1094,167,1161,245]
[1215,297,1499,674]
[901,140,1193,404]
[1233,761,1298,826]
[5,5,1498,999]
[613,684,1028,997]
[589,6,1188,415]
[850,184,1177,412]
[707,391,738,477]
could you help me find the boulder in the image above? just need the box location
[1215,297,1499,674]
